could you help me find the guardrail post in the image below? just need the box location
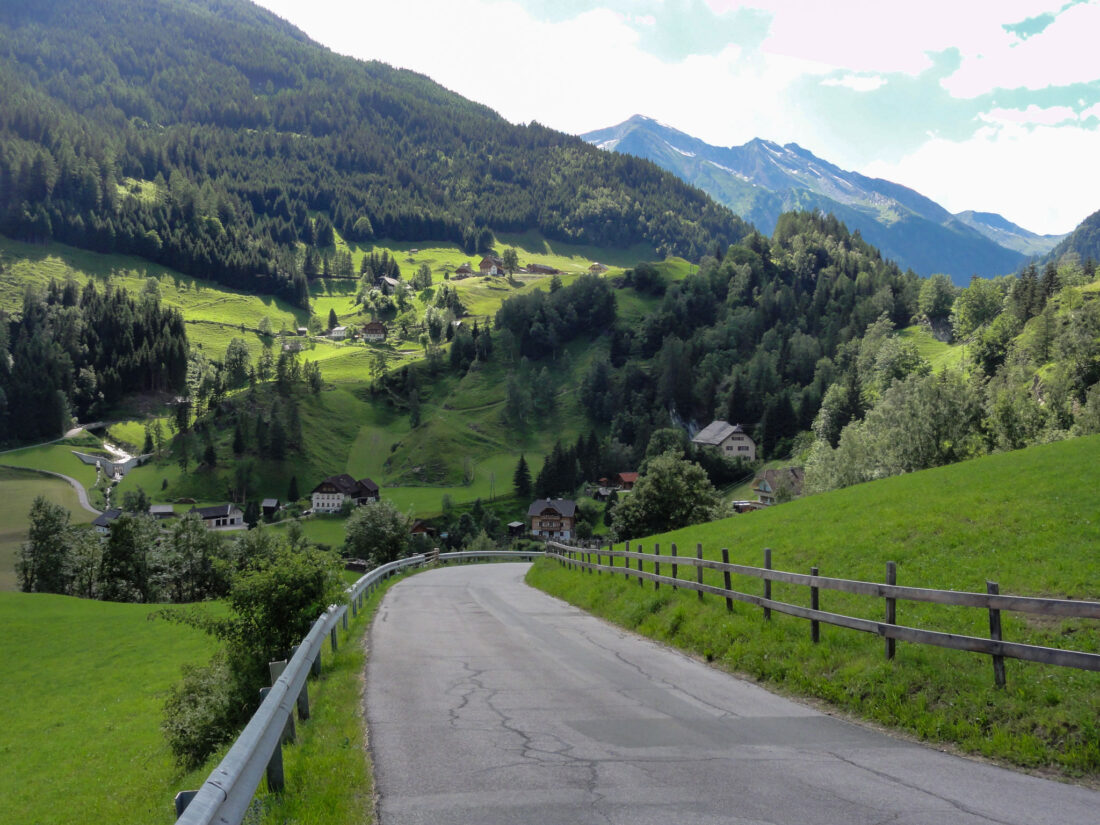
[696,543,703,602]
[670,543,678,590]
[763,547,772,620]
[174,790,197,817]
[268,661,297,742]
[885,561,897,660]
[987,580,1007,688]
[290,646,311,721]
[258,688,286,792]
[311,650,322,677]
[653,543,660,590]
[330,625,338,652]
[810,566,819,643]
[721,548,732,611]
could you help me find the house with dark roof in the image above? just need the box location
[93,508,123,535]
[526,263,560,275]
[310,474,380,513]
[187,504,245,530]
[148,504,175,520]
[261,498,280,518]
[692,420,756,461]
[479,255,505,276]
[753,467,805,506]
[363,320,387,342]
[454,263,475,277]
[527,499,577,540]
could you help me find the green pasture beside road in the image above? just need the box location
[0,439,101,490]
[528,435,1100,779]
[0,593,223,824]
[0,467,96,591]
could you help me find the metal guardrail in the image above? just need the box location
[173,548,543,824]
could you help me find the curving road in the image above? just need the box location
[366,563,1099,825]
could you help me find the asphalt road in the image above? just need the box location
[366,563,1099,825]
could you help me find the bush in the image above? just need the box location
[161,650,239,770]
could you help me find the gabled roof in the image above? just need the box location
[93,508,123,528]
[261,498,280,509]
[527,498,577,517]
[692,420,749,446]
[312,474,379,497]
[148,504,175,517]
[753,467,805,497]
[617,472,639,484]
[189,504,241,519]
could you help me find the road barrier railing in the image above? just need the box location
[173,548,543,824]
[546,541,1100,686]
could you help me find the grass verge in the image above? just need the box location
[253,571,407,825]
[526,436,1100,782]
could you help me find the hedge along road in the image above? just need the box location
[365,564,1099,825]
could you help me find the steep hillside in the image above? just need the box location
[584,115,1030,282]
[0,0,749,305]
[1045,209,1100,266]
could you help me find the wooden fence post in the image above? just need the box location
[763,547,772,621]
[885,561,897,660]
[721,548,732,612]
[670,543,678,590]
[654,543,660,590]
[810,566,819,643]
[987,581,1007,688]
[696,543,704,602]
[637,541,644,587]
[625,541,631,581]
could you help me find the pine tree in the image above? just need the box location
[328,307,338,330]
[288,475,300,503]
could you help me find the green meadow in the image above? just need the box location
[0,593,222,824]
[896,324,968,371]
[528,435,1100,778]
[0,467,96,591]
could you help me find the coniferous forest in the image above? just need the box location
[0,0,750,309]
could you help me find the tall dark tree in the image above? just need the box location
[513,455,532,501]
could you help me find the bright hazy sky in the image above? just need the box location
[252,0,1100,235]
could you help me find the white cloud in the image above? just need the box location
[943,1,1100,97]
[979,105,1079,127]
[862,121,1100,234]
[820,74,888,93]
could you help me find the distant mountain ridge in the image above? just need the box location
[583,115,1065,283]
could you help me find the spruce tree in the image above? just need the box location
[513,454,532,501]
[288,475,300,503]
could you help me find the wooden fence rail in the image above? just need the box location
[545,542,1100,685]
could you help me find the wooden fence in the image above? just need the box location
[545,541,1100,686]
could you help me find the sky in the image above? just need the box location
[252,0,1100,236]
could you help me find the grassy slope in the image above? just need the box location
[0,467,95,590]
[896,324,968,371]
[528,435,1100,778]
[0,593,222,824]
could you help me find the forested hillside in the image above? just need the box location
[572,212,920,460]
[0,0,749,308]
[805,255,1100,492]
